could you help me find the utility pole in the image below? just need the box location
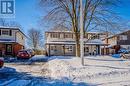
[80,0,84,66]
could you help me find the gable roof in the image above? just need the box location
[106,29,130,39]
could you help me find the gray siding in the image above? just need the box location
[117,31,130,45]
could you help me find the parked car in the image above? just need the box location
[118,48,129,54]
[17,50,32,59]
[0,58,4,68]
[26,49,35,56]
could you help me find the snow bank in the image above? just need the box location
[45,56,130,85]
[29,55,48,62]
[0,67,16,73]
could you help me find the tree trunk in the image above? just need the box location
[75,33,80,57]
[76,41,80,57]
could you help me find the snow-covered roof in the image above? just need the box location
[46,31,105,34]
[0,39,15,43]
[46,31,72,33]
[0,26,19,29]
[85,39,104,44]
[105,29,130,39]
[46,39,108,45]
[85,39,108,45]
[49,25,70,32]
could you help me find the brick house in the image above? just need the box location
[103,30,130,54]
[45,30,108,56]
[0,27,26,56]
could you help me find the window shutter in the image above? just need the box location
[9,30,12,36]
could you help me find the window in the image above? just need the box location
[64,33,73,38]
[50,46,57,51]
[65,45,73,52]
[127,46,130,50]
[119,35,127,40]
[22,36,23,40]
[7,45,12,52]
[84,47,89,52]
[50,33,60,38]
[2,30,9,35]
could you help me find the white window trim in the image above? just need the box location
[1,29,10,36]
[65,45,73,52]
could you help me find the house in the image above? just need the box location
[103,30,130,54]
[45,30,108,56]
[0,27,26,56]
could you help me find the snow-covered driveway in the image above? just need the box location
[1,55,130,86]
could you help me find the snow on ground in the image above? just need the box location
[46,55,130,86]
[1,55,130,86]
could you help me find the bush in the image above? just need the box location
[34,49,46,55]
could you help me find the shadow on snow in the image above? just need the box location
[0,67,95,86]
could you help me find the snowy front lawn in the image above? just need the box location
[46,55,130,86]
[1,55,130,86]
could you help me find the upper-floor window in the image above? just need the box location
[0,29,12,36]
[119,35,127,40]
[50,33,60,38]
[22,36,23,40]
[64,33,73,38]
[2,30,9,35]
[85,33,99,39]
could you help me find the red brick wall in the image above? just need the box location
[13,44,24,56]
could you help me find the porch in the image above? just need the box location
[46,44,108,56]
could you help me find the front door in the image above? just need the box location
[6,44,12,55]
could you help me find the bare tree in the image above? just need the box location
[39,0,126,57]
[0,18,24,32]
[28,28,43,50]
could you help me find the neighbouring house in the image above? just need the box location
[103,30,130,54]
[45,30,108,56]
[0,27,26,56]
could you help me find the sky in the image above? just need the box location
[7,0,44,34]
[2,0,130,34]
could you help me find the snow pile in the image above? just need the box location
[0,67,16,73]
[2,55,130,85]
[47,59,72,78]
[46,56,130,84]
[29,55,48,62]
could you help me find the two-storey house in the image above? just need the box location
[45,30,108,56]
[0,27,26,56]
[103,30,130,54]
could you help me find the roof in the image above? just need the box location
[49,25,69,32]
[0,39,15,43]
[106,29,130,39]
[85,39,105,44]
[0,26,26,37]
[46,39,108,46]
[45,31,106,35]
